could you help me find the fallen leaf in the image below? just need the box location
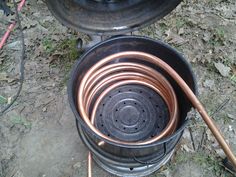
[202,32,211,42]
[0,72,17,83]
[0,56,4,64]
[73,161,81,169]
[178,27,185,35]
[228,125,233,132]
[165,29,187,45]
[48,52,64,63]
[215,148,225,158]
[181,144,194,153]
[206,129,215,142]
[161,169,172,177]
[214,62,231,77]
[42,107,47,112]
[6,41,22,51]
[203,79,215,90]
[21,16,37,29]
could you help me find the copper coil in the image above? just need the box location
[78,52,178,145]
[77,51,236,168]
[86,71,179,138]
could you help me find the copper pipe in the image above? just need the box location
[83,57,178,176]
[84,62,171,105]
[90,79,178,140]
[87,72,178,133]
[88,152,92,177]
[88,75,177,132]
[80,65,178,144]
[84,53,174,177]
[78,51,236,168]
[78,51,177,145]
[84,66,178,177]
[84,62,167,92]
[85,72,175,116]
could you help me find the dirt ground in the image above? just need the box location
[0,0,236,177]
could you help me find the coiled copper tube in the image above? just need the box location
[78,61,179,145]
[77,51,236,169]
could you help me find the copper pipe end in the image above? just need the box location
[88,152,92,177]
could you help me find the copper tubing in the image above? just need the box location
[88,152,92,177]
[79,64,179,144]
[84,62,174,109]
[89,76,178,139]
[84,59,179,177]
[78,51,236,168]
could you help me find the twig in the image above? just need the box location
[189,126,196,151]
[198,98,230,151]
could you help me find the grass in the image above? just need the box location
[173,151,234,177]
[57,38,79,60]
[42,38,54,54]
[42,37,79,59]
[175,18,186,30]
[209,27,226,46]
[56,38,81,88]
[10,115,32,129]
[223,114,233,124]
[158,22,169,33]
[0,95,7,104]
[42,37,81,88]
[230,75,236,85]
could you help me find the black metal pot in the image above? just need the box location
[68,36,197,176]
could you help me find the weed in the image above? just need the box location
[176,18,186,30]
[223,114,232,124]
[48,37,81,88]
[174,151,189,164]
[209,27,226,46]
[42,38,54,54]
[139,24,160,38]
[158,22,168,33]
[173,151,233,176]
[57,38,79,62]
[215,28,225,40]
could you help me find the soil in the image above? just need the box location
[0,0,236,177]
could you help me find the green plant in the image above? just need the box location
[173,151,234,177]
[209,27,226,46]
[230,74,236,84]
[176,18,186,30]
[158,22,168,33]
[42,38,54,53]
[48,37,81,88]
[10,115,32,129]
[0,95,7,104]
[174,151,190,164]
[57,38,79,60]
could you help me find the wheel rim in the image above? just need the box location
[46,0,182,35]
